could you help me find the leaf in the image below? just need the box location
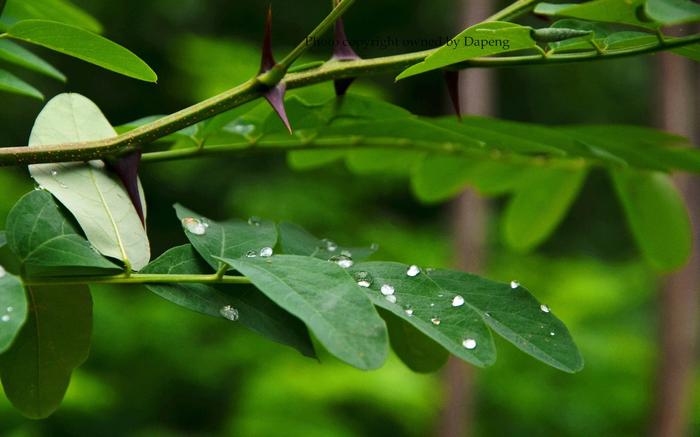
[0,272,28,354]
[503,166,587,251]
[222,255,388,370]
[277,221,377,261]
[6,190,119,276]
[612,169,691,271]
[142,245,316,357]
[0,0,102,33]
[546,20,609,53]
[673,43,700,62]
[28,93,150,271]
[645,0,700,24]
[0,68,42,99]
[533,0,657,28]
[352,262,584,372]
[0,285,92,419]
[174,204,278,270]
[0,40,65,81]
[397,22,538,80]
[0,231,6,249]
[5,20,157,82]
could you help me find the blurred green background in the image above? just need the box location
[0,0,696,436]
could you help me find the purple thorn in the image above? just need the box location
[334,78,356,97]
[331,1,361,96]
[259,5,276,74]
[264,83,292,134]
[107,150,145,225]
[444,70,462,120]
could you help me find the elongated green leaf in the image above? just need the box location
[534,0,657,28]
[0,68,42,99]
[6,20,156,82]
[673,43,700,61]
[397,22,538,80]
[142,245,316,357]
[503,167,587,251]
[223,255,388,370]
[277,222,377,262]
[645,0,700,24]
[0,0,101,33]
[28,93,150,271]
[6,190,119,276]
[612,169,691,270]
[0,40,64,81]
[0,285,92,419]
[352,262,583,372]
[0,272,28,354]
[174,204,278,270]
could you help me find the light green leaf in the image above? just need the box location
[534,0,657,28]
[28,93,150,271]
[645,0,700,24]
[673,43,700,61]
[397,22,538,80]
[0,68,42,99]
[0,285,92,419]
[0,40,65,81]
[612,169,691,271]
[0,272,28,354]
[503,167,587,251]
[223,255,388,370]
[142,245,316,357]
[277,222,377,261]
[6,20,157,82]
[174,204,278,271]
[0,0,102,33]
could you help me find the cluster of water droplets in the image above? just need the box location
[181,217,209,236]
[246,247,274,258]
[1,293,13,323]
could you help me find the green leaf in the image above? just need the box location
[612,169,691,271]
[0,68,42,99]
[673,43,700,62]
[222,255,388,370]
[28,93,150,271]
[397,22,538,80]
[0,285,92,419]
[0,0,102,33]
[0,272,28,354]
[277,222,377,261]
[645,0,700,24]
[6,190,120,276]
[353,262,583,372]
[174,204,278,270]
[0,231,6,249]
[142,245,316,357]
[5,20,156,82]
[534,0,657,28]
[503,166,587,251]
[0,40,65,81]
[379,308,449,373]
[546,20,609,53]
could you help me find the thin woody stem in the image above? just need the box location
[23,273,252,286]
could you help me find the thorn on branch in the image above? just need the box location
[259,5,293,134]
[107,150,145,225]
[331,0,360,96]
[443,70,462,120]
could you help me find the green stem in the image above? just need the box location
[23,273,252,286]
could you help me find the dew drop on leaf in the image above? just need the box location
[380,284,395,296]
[452,295,465,307]
[260,247,274,257]
[6,307,13,313]
[385,295,397,304]
[550,331,556,336]
[430,317,441,326]
[540,304,551,313]
[321,239,338,252]
[462,338,477,350]
[181,217,207,235]
[248,216,261,226]
[354,271,372,288]
[510,280,520,289]
[406,265,421,277]
[219,305,239,321]
[1,315,9,322]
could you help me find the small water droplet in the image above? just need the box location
[430,302,435,307]
[462,338,477,350]
[370,243,380,251]
[354,271,372,288]
[430,317,441,326]
[452,295,465,307]
[404,305,414,316]
[550,331,556,336]
[426,268,435,274]
[259,247,273,257]
[406,265,421,277]
[540,304,551,313]
[246,250,257,258]
[340,250,352,258]
[322,239,338,252]
[484,312,491,318]
[385,295,397,304]
[380,284,395,296]
[6,307,13,313]
[1,315,10,322]
[248,216,261,226]
[330,255,353,269]
[0,265,5,278]
[182,217,207,235]
[219,305,239,321]
[510,280,520,289]
[51,170,58,176]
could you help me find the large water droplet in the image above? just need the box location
[330,255,353,269]
[510,280,520,289]
[452,295,465,307]
[248,216,261,226]
[340,249,352,258]
[219,305,239,321]
[380,284,395,296]
[385,295,397,304]
[1,315,10,322]
[404,305,414,317]
[51,170,58,176]
[430,317,441,326]
[462,338,477,350]
[182,217,207,235]
[540,304,551,313]
[354,271,372,288]
[406,265,421,277]
[0,265,5,278]
[260,247,273,257]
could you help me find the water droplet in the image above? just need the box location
[259,247,273,257]
[354,271,372,288]
[340,249,352,258]
[426,268,435,274]
[462,338,477,350]
[248,216,261,226]
[510,280,520,289]
[452,295,465,307]
[385,295,397,304]
[51,170,58,176]
[6,307,13,313]
[246,250,257,258]
[550,331,556,336]
[430,317,441,326]
[484,312,491,318]
[182,217,207,235]
[219,305,239,321]
[1,315,9,322]
[540,304,551,313]
[404,305,414,316]
[322,239,338,252]
[370,243,380,251]
[380,284,395,296]
[330,255,353,269]
[429,302,435,307]
[406,265,421,277]
[0,265,5,278]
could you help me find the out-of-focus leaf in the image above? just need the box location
[503,166,587,251]
[534,0,657,28]
[0,0,102,33]
[6,20,157,82]
[28,93,150,271]
[0,40,65,81]
[0,68,42,99]
[673,43,700,61]
[277,222,377,261]
[0,231,6,249]
[645,0,700,25]
[0,272,28,354]
[0,285,92,419]
[612,168,691,271]
[223,255,388,370]
[142,245,316,357]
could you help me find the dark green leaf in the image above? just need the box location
[645,0,700,25]
[6,20,157,82]
[533,0,657,28]
[0,271,28,354]
[0,285,92,419]
[277,222,377,261]
[0,40,65,80]
[222,255,388,370]
[0,0,102,33]
[0,68,42,99]
[672,43,700,62]
[0,231,6,249]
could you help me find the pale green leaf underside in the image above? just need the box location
[0,272,28,354]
